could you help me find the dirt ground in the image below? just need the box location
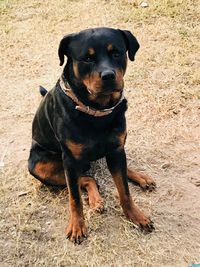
[0,0,200,266]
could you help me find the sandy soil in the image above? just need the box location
[0,0,200,266]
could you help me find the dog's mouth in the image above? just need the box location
[86,82,124,96]
[87,87,123,96]
[101,88,123,96]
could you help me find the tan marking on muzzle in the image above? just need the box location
[83,72,102,94]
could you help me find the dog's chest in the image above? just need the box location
[84,131,117,160]
[84,137,108,161]
[67,129,120,162]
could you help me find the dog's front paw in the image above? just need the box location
[125,204,155,233]
[66,218,87,244]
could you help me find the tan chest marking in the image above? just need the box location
[118,131,127,149]
[66,141,84,160]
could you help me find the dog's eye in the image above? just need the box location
[112,52,120,59]
[84,56,95,63]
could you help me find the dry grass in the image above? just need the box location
[0,0,200,266]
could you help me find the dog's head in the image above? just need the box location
[58,27,139,96]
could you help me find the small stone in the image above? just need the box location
[140,1,149,8]
[18,191,29,197]
[161,163,171,169]
[0,161,4,167]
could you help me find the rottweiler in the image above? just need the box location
[28,27,156,244]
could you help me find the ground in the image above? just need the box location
[0,0,200,266]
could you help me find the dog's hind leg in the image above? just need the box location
[127,168,156,191]
[79,176,104,212]
[30,160,66,186]
[28,144,66,186]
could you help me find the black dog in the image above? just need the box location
[28,27,156,244]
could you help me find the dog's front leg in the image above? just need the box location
[106,149,154,232]
[62,155,87,244]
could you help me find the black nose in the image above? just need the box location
[101,70,116,81]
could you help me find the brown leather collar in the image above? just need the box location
[59,76,125,117]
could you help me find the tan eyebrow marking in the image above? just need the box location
[88,48,95,55]
[107,44,113,51]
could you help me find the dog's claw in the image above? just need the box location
[141,220,155,233]
[142,183,156,192]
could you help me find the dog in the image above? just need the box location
[28,27,156,244]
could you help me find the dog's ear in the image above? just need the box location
[58,34,75,66]
[119,30,140,61]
